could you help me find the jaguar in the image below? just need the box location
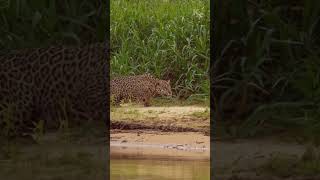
[110,74,172,107]
[0,42,109,134]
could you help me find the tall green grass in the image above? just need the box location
[213,0,320,139]
[0,0,106,51]
[111,0,210,99]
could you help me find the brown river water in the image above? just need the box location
[110,145,210,180]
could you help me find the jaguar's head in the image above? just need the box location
[155,79,172,97]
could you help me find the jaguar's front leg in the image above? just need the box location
[143,96,151,107]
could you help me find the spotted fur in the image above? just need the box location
[0,42,109,132]
[111,74,172,106]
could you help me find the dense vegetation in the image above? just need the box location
[0,0,106,51]
[213,0,320,138]
[111,0,210,101]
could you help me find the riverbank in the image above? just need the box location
[110,105,210,134]
[111,130,210,161]
[110,103,320,179]
[110,104,210,159]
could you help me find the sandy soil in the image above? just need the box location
[110,130,210,160]
[111,130,209,148]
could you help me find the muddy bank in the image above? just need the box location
[110,109,211,179]
[110,130,210,160]
[110,121,201,132]
[110,105,210,160]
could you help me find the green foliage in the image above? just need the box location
[0,0,106,51]
[111,0,210,98]
[213,0,320,139]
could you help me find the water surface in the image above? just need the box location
[111,158,210,180]
[110,146,210,180]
